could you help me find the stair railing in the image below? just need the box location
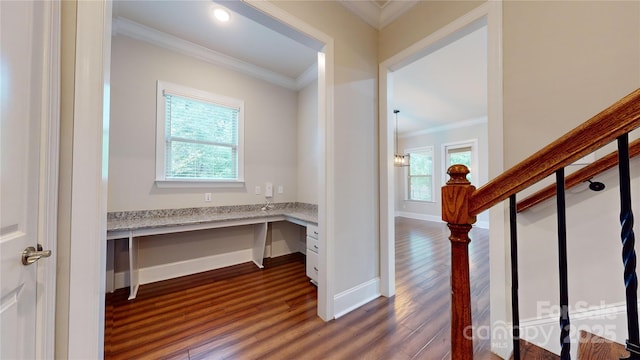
[442,88,640,359]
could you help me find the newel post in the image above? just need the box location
[442,164,477,359]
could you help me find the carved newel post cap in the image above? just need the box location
[446,165,470,185]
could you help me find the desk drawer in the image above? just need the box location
[307,237,319,253]
[306,225,319,240]
[306,249,318,284]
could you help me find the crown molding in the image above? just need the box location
[112,17,301,91]
[338,0,419,29]
[400,116,488,138]
[379,1,419,28]
[296,62,318,89]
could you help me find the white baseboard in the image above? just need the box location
[396,211,442,223]
[333,277,381,319]
[139,249,253,285]
[112,249,254,289]
[516,301,630,359]
[396,211,489,229]
[112,247,311,290]
[114,271,129,290]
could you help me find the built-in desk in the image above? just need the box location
[107,203,317,299]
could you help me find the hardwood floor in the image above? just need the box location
[105,218,497,359]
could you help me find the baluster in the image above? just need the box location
[556,168,571,359]
[442,165,476,359]
[617,133,640,359]
[510,194,521,359]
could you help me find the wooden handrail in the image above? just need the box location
[516,138,640,212]
[469,88,640,216]
[442,88,640,360]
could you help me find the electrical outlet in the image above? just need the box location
[278,185,284,194]
[265,182,273,197]
[204,193,212,202]
[255,186,261,195]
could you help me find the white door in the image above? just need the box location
[1,1,51,358]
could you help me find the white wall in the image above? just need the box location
[297,79,318,204]
[109,35,299,211]
[395,120,489,225]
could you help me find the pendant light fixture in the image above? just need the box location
[394,109,409,167]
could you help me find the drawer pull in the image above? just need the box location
[313,245,318,250]
[313,267,318,272]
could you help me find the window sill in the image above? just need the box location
[155,179,245,189]
[404,199,436,204]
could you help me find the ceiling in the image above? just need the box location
[112,1,487,134]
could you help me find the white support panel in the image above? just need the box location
[252,222,268,268]
[127,232,139,300]
[105,240,115,293]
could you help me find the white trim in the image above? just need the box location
[403,145,435,202]
[441,138,479,187]
[333,278,381,318]
[67,1,111,358]
[518,301,631,359]
[396,212,493,228]
[395,211,442,223]
[36,1,60,358]
[400,116,487,138]
[337,0,419,30]
[296,62,318,89]
[485,2,506,357]
[112,17,301,90]
[154,180,245,189]
[379,2,504,355]
[137,249,253,286]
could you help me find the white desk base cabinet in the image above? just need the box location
[306,225,319,285]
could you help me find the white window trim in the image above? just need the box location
[441,139,478,186]
[404,145,435,203]
[155,80,245,188]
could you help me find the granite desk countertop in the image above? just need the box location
[107,202,318,233]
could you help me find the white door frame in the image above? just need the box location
[68,0,336,356]
[37,1,61,357]
[66,0,112,357]
[378,1,508,356]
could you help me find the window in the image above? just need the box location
[406,146,434,202]
[156,81,244,186]
[443,140,477,183]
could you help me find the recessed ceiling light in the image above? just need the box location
[213,8,230,22]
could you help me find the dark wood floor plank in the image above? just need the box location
[105,218,497,359]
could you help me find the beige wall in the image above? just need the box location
[297,79,319,204]
[272,0,380,295]
[503,0,640,167]
[379,0,484,62]
[109,35,299,211]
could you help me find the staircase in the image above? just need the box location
[441,88,640,359]
[507,332,628,359]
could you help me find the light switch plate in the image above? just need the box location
[255,186,261,195]
[278,185,284,194]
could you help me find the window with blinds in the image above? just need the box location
[405,146,434,202]
[156,81,244,185]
